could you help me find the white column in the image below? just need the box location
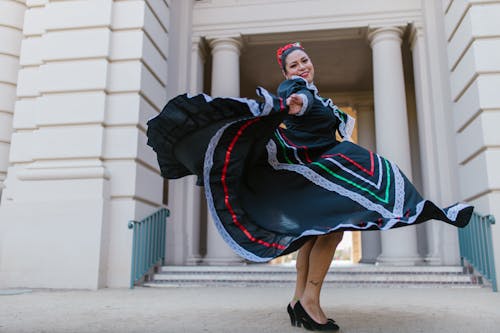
[204,37,244,265]
[190,36,207,94]
[410,25,443,265]
[356,104,382,263]
[0,0,25,199]
[210,37,242,96]
[184,36,207,265]
[368,27,421,265]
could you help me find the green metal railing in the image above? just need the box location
[458,212,497,292]
[128,208,169,289]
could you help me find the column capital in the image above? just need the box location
[208,36,243,56]
[367,26,404,48]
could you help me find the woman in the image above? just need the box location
[147,42,473,332]
[278,43,344,331]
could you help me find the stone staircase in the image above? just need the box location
[143,263,486,289]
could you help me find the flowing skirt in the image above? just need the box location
[146,90,473,262]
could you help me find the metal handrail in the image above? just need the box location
[458,212,497,292]
[128,208,169,288]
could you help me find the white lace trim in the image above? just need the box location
[204,118,273,262]
[336,106,356,141]
[189,92,261,117]
[295,93,309,116]
[228,97,261,116]
[201,93,213,102]
[446,203,470,222]
[391,161,405,217]
[381,200,427,230]
[256,87,274,116]
[267,140,395,218]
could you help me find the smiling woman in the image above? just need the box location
[146,41,474,332]
[282,49,315,83]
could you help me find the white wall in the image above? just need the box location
[442,0,500,282]
[104,0,170,287]
[0,0,168,289]
[0,0,25,198]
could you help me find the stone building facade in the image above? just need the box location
[0,0,499,289]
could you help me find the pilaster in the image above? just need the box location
[162,0,200,266]
[409,24,443,265]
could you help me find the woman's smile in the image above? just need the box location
[284,49,315,83]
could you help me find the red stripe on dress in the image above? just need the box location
[279,97,285,111]
[321,151,375,177]
[278,128,313,163]
[221,118,286,250]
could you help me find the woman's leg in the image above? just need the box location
[300,231,344,324]
[291,238,316,306]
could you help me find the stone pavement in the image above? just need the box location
[1,285,499,333]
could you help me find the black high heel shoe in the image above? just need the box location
[293,301,340,332]
[287,303,301,327]
[288,303,335,327]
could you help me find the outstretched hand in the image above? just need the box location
[286,94,303,115]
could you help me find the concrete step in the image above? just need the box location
[143,264,484,289]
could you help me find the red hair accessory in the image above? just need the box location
[276,42,304,70]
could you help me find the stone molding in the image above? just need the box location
[17,166,111,181]
[193,0,422,36]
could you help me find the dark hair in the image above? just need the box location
[276,42,305,72]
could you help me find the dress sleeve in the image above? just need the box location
[332,105,356,141]
[277,77,314,116]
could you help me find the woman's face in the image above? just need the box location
[283,49,315,83]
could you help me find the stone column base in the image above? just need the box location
[376,255,424,266]
[203,257,246,266]
[424,254,442,266]
[186,255,203,266]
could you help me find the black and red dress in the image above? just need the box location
[147,76,473,262]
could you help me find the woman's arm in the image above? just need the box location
[286,93,304,115]
[277,78,314,116]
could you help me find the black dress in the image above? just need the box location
[147,77,473,262]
